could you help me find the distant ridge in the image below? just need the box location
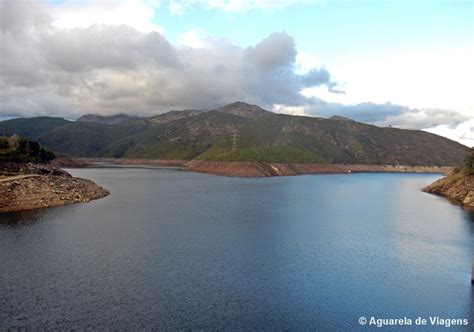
[330,115,354,122]
[0,102,469,166]
[77,114,139,125]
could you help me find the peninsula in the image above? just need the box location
[0,136,109,213]
[423,150,474,208]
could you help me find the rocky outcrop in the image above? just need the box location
[423,171,474,208]
[0,163,109,213]
[185,161,451,177]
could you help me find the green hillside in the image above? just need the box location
[198,113,469,165]
[0,102,469,166]
[37,119,151,157]
[114,111,250,160]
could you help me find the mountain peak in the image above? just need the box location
[214,101,269,119]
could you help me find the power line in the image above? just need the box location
[232,131,239,152]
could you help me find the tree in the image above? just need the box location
[0,137,8,150]
[39,148,55,163]
[0,135,55,163]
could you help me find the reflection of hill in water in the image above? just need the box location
[0,204,71,227]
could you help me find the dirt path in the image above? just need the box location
[0,174,41,183]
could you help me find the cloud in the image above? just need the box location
[51,0,164,33]
[275,101,470,133]
[0,0,336,117]
[306,102,468,129]
[167,0,316,14]
[424,119,474,148]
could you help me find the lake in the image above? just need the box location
[0,168,473,330]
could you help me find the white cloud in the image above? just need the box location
[424,119,474,148]
[272,104,307,116]
[177,29,218,48]
[295,51,322,74]
[308,49,474,118]
[167,0,317,13]
[52,0,164,34]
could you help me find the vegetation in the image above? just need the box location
[0,135,54,163]
[197,113,469,165]
[0,102,469,166]
[462,149,474,175]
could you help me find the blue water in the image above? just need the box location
[0,168,472,330]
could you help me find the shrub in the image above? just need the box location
[463,149,474,175]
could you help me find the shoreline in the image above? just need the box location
[423,171,474,208]
[186,161,452,177]
[0,158,455,214]
[75,158,452,177]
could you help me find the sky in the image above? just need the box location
[0,0,473,146]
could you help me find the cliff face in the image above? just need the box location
[423,171,474,208]
[0,163,109,213]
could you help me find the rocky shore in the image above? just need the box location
[80,158,451,177]
[423,170,474,208]
[185,161,452,177]
[0,163,109,213]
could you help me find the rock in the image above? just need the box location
[462,191,474,207]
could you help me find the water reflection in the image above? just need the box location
[0,205,70,227]
[462,208,474,223]
[0,208,46,225]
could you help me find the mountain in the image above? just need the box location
[214,101,269,118]
[329,115,355,122]
[0,117,71,140]
[37,119,152,157]
[76,114,139,125]
[0,102,469,166]
[198,113,468,165]
[145,101,267,124]
[147,110,203,124]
